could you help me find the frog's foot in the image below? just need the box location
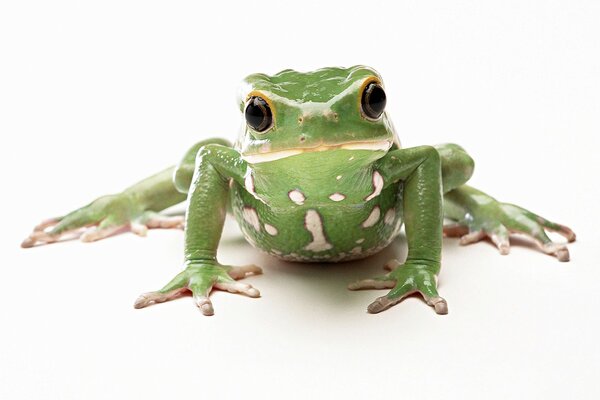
[21,196,185,248]
[134,263,262,316]
[128,212,185,238]
[444,203,575,262]
[348,260,447,315]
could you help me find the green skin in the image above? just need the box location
[22,66,576,316]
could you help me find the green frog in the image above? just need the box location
[21,66,576,316]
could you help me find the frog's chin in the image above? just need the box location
[241,139,393,164]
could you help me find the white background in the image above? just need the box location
[1,1,599,399]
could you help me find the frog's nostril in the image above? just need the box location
[322,109,338,121]
[298,116,304,125]
[299,135,306,142]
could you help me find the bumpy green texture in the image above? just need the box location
[22,66,576,316]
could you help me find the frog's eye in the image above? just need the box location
[361,82,386,120]
[245,96,273,133]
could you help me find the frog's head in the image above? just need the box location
[236,66,399,164]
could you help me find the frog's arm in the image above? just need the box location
[134,144,262,315]
[434,143,575,261]
[350,145,446,314]
[21,138,230,247]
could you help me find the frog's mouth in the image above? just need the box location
[241,139,392,164]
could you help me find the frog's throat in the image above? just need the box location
[241,139,392,164]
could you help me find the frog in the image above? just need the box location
[21,66,576,316]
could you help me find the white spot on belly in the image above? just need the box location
[394,218,403,234]
[384,208,396,225]
[336,175,342,180]
[362,206,381,228]
[351,246,362,255]
[304,210,333,252]
[365,171,384,201]
[242,207,260,231]
[288,189,305,205]
[328,193,345,202]
[356,238,365,244]
[264,223,278,236]
[244,173,255,194]
[244,171,266,204]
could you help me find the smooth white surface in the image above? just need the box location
[1,1,599,399]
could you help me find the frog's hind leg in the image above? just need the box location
[22,138,231,248]
[435,143,475,193]
[436,143,575,261]
[21,200,187,248]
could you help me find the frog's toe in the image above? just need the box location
[424,296,449,315]
[130,222,148,237]
[530,212,576,243]
[458,230,487,245]
[22,217,66,247]
[141,212,185,230]
[444,223,510,255]
[457,225,511,255]
[193,294,214,316]
[226,264,263,280]
[214,281,261,297]
[542,243,571,262]
[134,288,188,309]
[80,224,126,242]
[536,239,570,262]
[21,230,59,248]
[348,278,396,290]
[383,259,402,271]
[489,226,510,255]
[21,221,81,248]
[80,213,186,243]
[367,294,407,313]
[33,217,62,232]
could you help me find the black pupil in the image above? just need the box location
[245,96,272,132]
[362,83,386,119]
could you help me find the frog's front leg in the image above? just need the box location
[134,144,262,315]
[349,146,447,315]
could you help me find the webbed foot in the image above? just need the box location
[349,260,447,315]
[21,194,184,248]
[444,197,575,262]
[134,263,262,315]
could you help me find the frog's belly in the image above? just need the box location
[230,182,404,262]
